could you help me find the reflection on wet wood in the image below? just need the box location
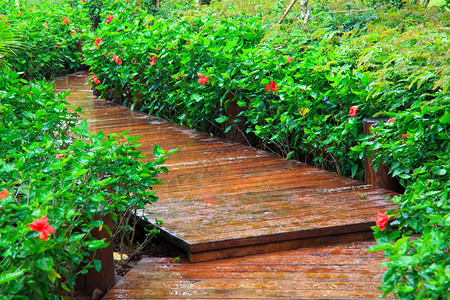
[56,72,396,262]
[103,240,391,299]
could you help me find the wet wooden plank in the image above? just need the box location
[58,72,397,263]
[103,240,392,299]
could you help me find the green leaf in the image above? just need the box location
[397,174,411,179]
[439,110,450,124]
[390,256,420,268]
[61,283,71,292]
[286,151,295,160]
[35,255,53,271]
[0,269,26,284]
[153,144,165,157]
[93,259,102,272]
[215,115,228,123]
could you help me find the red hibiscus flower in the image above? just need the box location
[197,73,210,86]
[402,133,408,139]
[62,16,69,25]
[286,56,292,65]
[0,189,9,201]
[348,106,359,117]
[70,30,76,35]
[150,55,156,66]
[265,81,278,92]
[30,6,35,11]
[28,215,56,241]
[43,23,48,30]
[92,74,100,85]
[375,210,390,231]
[56,154,65,159]
[112,54,122,65]
[106,15,114,23]
[386,118,395,124]
[94,37,103,49]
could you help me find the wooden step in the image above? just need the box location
[57,72,397,263]
[103,240,392,299]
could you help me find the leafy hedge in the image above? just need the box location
[0,1,172,298]
[1,0,88,79]
[0,66,171,298]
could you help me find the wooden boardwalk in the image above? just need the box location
[103,241,389,299]
[55,72,395,299]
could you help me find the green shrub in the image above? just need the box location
[1,0,88,79]
[0,67,171,298]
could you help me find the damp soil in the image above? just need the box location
[113,234,185,276]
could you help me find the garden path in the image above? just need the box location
[56,71,395,299]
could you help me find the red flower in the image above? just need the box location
[28,215,56,241]
[94,37,103,49]
[29,6,35,11]
[286,56,292,65]
[55,42,61,48]
[106,15,114,23]
[386,118,395,124]
[402,133,408,139]
[197,73,209,86]
[62,16,70,25]
[0,189,9,201]
[112,54,122,65]
[92,74,100,85]
[348,106,359,117]
[265,81,278,92]
[70,30,76,35]
[149,55,156,66]
[186,40,190,46]
[376,210,390,231]
[43,23,48,30]
[56,154,65,159]
[81,0,85,2]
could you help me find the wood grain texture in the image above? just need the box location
[56,72,397,263]
[103,240,392,299]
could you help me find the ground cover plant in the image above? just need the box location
[0,0,448,298]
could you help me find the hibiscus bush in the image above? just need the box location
[0,0,88,79]
[0,66,171,298]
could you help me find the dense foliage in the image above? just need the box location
[0,66,171,298]
[1,0,87,79]
[0,0,448,298]
[0,1,172,298]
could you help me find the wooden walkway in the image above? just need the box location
[55,72,395,299]
[103,241,389,299]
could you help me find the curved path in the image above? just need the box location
[55,71,395,299]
